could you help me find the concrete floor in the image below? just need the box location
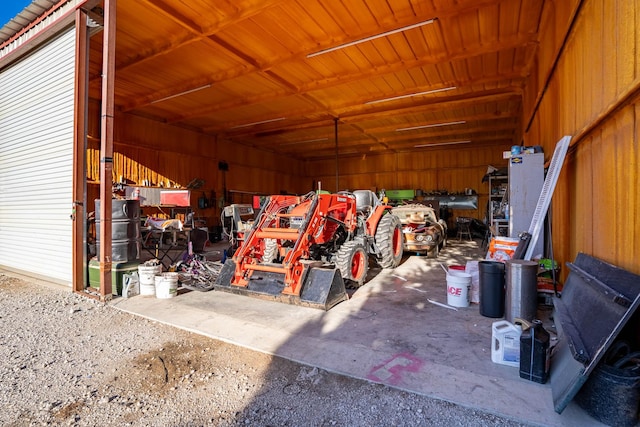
[114,239,604,427]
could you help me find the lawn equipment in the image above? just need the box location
[214,190,403,309]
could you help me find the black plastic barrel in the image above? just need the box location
[575,358,640,427]
[479,260,505,318]
[95,199,141,262]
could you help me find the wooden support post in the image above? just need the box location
[99,0,117,300]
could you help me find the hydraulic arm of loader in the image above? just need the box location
[214,192,354,309]
[235,194,318,295]
[231,192,355,295]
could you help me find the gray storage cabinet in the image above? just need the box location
[508,152,544,257]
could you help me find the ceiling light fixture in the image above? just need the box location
[365,86,456,105]
[414,140,471,148]
[230,117,286,129]
[307,18,436,58]
[396,120,466,132]
[150,84,211,104]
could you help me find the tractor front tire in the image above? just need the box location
[261,238,278,263]
[375,213,403,268]
[335,241,368,288]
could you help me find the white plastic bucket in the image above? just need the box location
[138,264,162,296]
[446,271,471,307]
[491,320,522,367]
[155,273,179,299]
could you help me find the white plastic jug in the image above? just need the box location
[122,272,139,298]
[491,320,522,367]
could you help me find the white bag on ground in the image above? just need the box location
[465,260,480,303]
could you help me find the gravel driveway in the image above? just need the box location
[0,273,532,426]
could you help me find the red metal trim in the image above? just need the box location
[0,0,91,51]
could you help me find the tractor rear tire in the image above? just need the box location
[261,238,278,263]
[375,213,403,268]
[335,241,368,288]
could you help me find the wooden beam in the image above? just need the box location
[111,0,286,75]
[299,38,537,94]
[380,125,517,145]
[293,136,514,161]
[356,111,520,134]
[339,90,522,122]
[159,42,532,125]
[220,97,520,139]
[98,0,117,301]
[279,128,515,154]
[199,88,520,138]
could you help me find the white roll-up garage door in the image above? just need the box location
[0,28,76,284]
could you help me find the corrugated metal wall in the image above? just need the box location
[0,28,75,283]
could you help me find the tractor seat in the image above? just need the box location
[353,190,374,213]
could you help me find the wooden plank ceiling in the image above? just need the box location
[87,0,545,160]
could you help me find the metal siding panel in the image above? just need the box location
[0,28,75,283]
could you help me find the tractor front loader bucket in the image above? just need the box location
[214,259,348,310]
[300,267,349,310]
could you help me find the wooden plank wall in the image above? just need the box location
[86,100,306,226]
[305,143,509,227]
[217,139,306,200]
[523,0,640,275]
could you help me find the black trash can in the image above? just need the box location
[575,360,640,427]
[479,260,505,318]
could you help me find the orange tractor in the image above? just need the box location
[214,190,403,309]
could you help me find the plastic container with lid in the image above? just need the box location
[491,320,522,367]
[519,319,551,383]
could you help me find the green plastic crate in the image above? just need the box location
[88,258,140,296]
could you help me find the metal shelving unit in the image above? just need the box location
[488,174,508,236]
